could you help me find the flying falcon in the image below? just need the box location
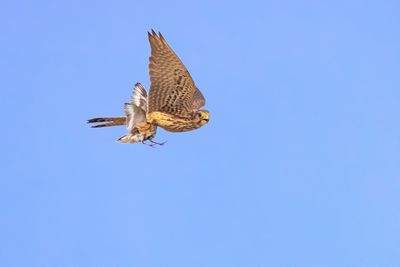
[87,30,210,146]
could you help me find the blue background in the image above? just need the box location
[1,0,400,266]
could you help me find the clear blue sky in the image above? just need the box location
[1,0,400,266]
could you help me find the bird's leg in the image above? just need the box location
[149,139,167,146]
[142,140,157,148]
[137,122,151,132]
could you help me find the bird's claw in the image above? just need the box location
[142,139,167,148]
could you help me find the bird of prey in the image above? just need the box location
[87,30,210,146]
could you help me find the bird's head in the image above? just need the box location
[196,110,210,126]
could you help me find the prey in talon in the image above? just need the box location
[88,83,162,145]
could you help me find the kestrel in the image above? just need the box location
[87,30,210,145]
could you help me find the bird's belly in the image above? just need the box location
[147,112,200,132]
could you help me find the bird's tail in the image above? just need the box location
[87,117,126,128]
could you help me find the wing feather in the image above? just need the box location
[124,83,148,131]
[147,30,204,115]
[192,86,206,110]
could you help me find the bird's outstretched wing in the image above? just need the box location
[147,30,203,115]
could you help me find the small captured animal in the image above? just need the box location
[88,83,162,146]
[88,30,210,146]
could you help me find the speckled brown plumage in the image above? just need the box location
[147,30,205,116]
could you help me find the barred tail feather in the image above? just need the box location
[87,117,126,128]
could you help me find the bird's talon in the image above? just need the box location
[149,139,167,146]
